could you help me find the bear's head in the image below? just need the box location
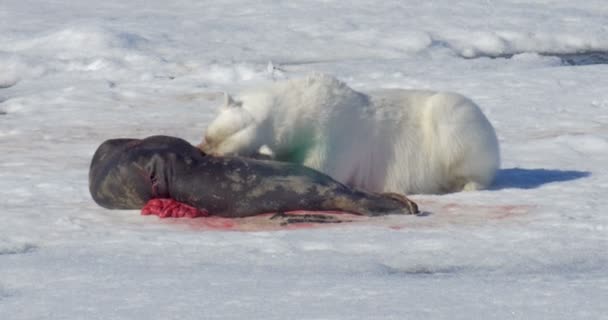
[199,93,271,158]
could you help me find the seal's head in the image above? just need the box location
[89,138,153,209]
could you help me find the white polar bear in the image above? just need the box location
[200,73,500,194]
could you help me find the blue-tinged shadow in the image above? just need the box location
[491,168,591,190]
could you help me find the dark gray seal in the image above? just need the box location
[89,135,418,217]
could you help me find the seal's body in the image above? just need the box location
[201,74,500,194]
[89,135,417,217]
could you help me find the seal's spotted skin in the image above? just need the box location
[89,135,418,217]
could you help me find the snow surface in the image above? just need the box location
[1,0,607,319]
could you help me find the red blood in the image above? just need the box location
[141,198,209,218]
[200,217,237,229]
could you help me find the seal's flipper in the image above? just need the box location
[270,211,351,226]
[379,192,419,215]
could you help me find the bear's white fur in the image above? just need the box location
[200,74,500,194]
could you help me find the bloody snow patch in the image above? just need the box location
[140,198,365,231]
[141,198,209,218]
[410,199,531,226]
[143,198,531,231]
[181,213,362,231]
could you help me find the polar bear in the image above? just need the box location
[199,74,500,194]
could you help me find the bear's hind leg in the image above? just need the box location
[441,176,486,193]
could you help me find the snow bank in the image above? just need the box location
[0,26,275,88]
[442,30,608,58]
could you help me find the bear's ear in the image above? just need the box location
[223,92,242,108]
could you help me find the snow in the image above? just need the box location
[1,0,607,318]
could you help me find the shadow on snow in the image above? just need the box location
[491,168,590,190]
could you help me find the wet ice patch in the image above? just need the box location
[464,51,608,66]
[557,51,608,66]
[381,263,467,275]
[437,30,608,66]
